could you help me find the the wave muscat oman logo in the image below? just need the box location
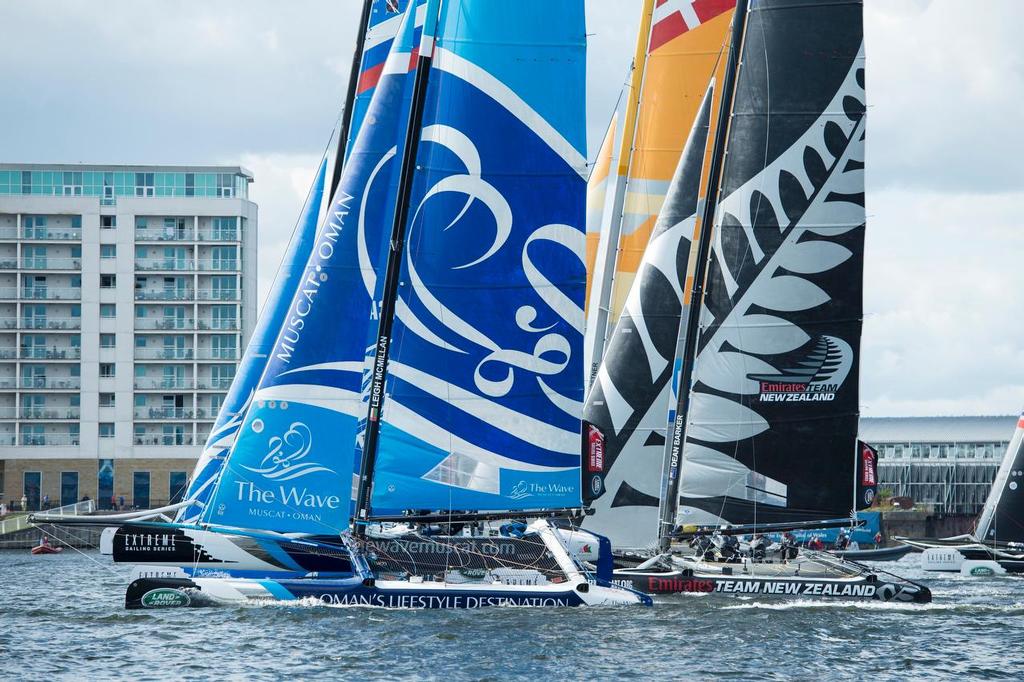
[240,421,329,481]
[747,335,852,403]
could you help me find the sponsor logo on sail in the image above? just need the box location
[749,336,853,404]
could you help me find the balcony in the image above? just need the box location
[21,287,82,301]
[134,317,194,331]
[20,377,81,390]
[135,258,194,271]
[133,407,204,420]
[0,288,17,299]
[197,318,238,331]
[134,289,194,301]
[197,378,233,390]
[196,348,239,361]
[0,348,17,359]
[18,257,82,270]
[19,407,80,420]
[133,435,195,446]
[0,228,82,241]
[134,228,195,242]
[18,317,81,331]
[0,407,14,419]
[134,348,194,361]
[0,378,15,389]
[0,434,15,445]
[20,434,80,446]
[196,230,239,242]
[0,258,16,268]
[195,289,238,301]
[134,378,194,390]
[19,347,81,360]
[195,260,238,272]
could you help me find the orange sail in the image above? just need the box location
[585,111,617,313]
[585,0,735,386]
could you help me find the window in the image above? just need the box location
[99,334,116,349]
[100,304,116,318]
[99,423,115,438]
[132,471,151,509]
[135,172,155,197]
[100,215,116,229]
[135,394,146,408]
[135,217,147,229]
[23,471,41,510]
[169,471,188,504]
[100,244,116,259]
[99,393,115,407]
[99,363,115,378]
[100,274,116,288]
[60,471,79,506]
[71,216,82,229]
[211,216,237,240]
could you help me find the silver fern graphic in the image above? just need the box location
[678,44,866,512]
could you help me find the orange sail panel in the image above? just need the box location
[608,1,736,322]
[585,112,618,312]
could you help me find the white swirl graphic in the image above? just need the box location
[241,422,331,482]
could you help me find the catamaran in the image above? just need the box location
[580,0,929,603]
[898,411,1024,576]
[48,0,652,610]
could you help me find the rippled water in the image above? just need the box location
[2,549,1023,680]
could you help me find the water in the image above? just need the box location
[2,550,1023,680]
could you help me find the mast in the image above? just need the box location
[658,0,749,551]
[353,2,439,538]
[331,0,375,198]
[583,0,655,388]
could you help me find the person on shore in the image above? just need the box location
[42,494,49,510]
[118,495,125,510]
[21,493,28,511]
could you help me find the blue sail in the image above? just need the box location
[175,155,328,524]
[204,4,422,534]
[347,0,425,157]
[370,0,588,513]
[176,1,415,524]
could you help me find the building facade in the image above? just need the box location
[0,164,256,511]
[861,415,1017,516]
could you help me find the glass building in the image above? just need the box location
[0,164,257,511]
[861,415,1016,516]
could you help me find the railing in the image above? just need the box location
[0,433,14,445]
[134,348,194,360]
[135,258,193,271]
[0,348,17,359]
[134,229,195,242]
[134,378,194,390]
[0,288,17,299]
[134,407,205,420]
[196,230,239,242]
[196,348,238,360]
[0,228,82,241]
[0,407,14,418]
[19,347,81,360]
[17,317,81,330]
[197,378,233,390]
[133,435,195,446]
[20,378,81,390]
[134,318,194,330]
[20,435,80,446]
[18,408,80,420]
[0,378,15,389]
[195,260,238,272]
[134,289,193,301]
[0,501,95,535]
[0,258,16,268]
[18,257,82,270]
[21,287,82,300]
[197,319,238,331]
[195,289,238,301]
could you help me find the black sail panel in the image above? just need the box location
[677,0,866,526]
[582,86,714,550]
[976,413,1024,544]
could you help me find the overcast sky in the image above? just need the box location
[1,0,1021,418]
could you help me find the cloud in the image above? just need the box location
[0,0,1021,417]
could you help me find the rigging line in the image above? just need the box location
[35,524,124,578]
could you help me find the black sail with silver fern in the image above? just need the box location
[582,87,714,550]
[676,0,868,526]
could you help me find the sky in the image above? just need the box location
[0,0,1021,418]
